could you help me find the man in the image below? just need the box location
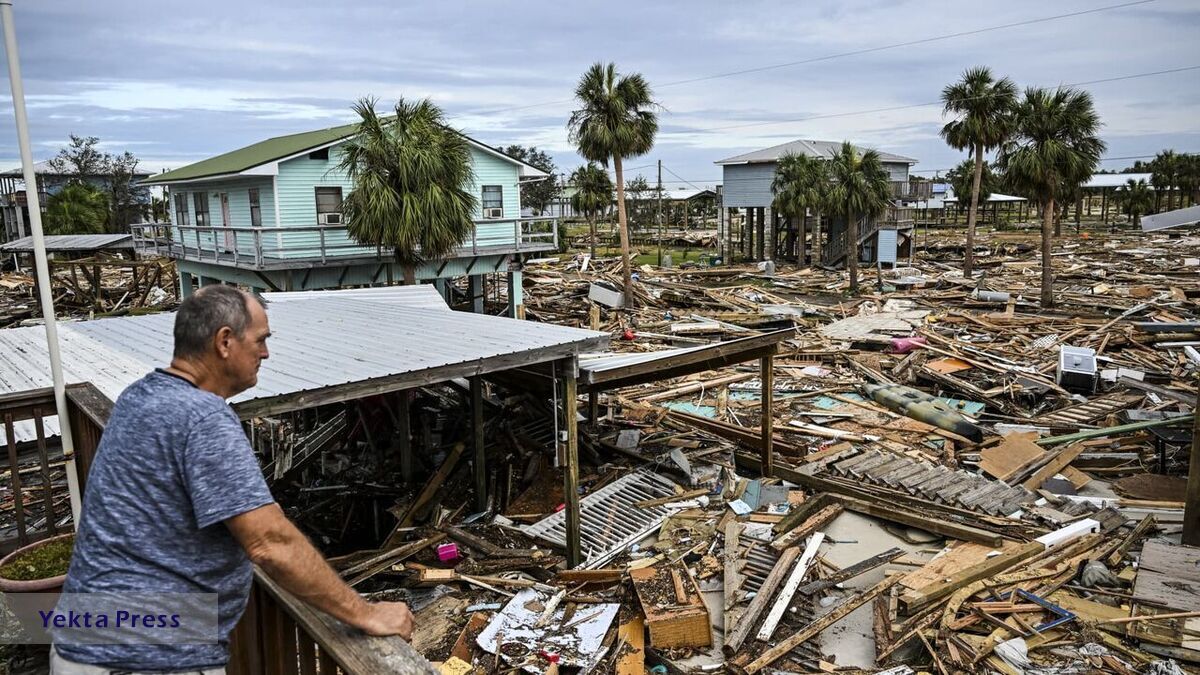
[54,286,413,673]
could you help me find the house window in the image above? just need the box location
[308,148,330,161]
[193,192,210,227]
[315,187,343,224]
[482,185,503,216]
[248,188,262,227]
[174,194,189,226]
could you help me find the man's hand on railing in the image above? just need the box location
[358,601,415,640]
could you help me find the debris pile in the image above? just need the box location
[0,254,177,327]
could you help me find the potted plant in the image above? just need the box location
[0,533,74,594]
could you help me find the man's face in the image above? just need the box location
[222,299,271,395]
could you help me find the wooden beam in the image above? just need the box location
[470,377,486,513]
[1021,442,1086,490]
[757,532,824,641]
[397,392,412,483]
[760,354,774,478]
[383,443,466,546]
[740,574,902,674]
[798,547,905,596]
[723,546,800,655]
[561,364,582,567]
[898,541,1044,613]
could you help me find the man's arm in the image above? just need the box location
[226,503,413,640]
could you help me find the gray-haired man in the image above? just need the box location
[53,285,412,674]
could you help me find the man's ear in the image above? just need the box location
[213,326,235,358]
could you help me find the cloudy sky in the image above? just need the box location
[1,0,1197,190]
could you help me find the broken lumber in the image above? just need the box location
[723,546,800,655]
[899,541,1044,612]
[757,532,824,641]
[799,547,904,596]
[739,574,902,674]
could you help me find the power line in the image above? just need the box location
[671,65,1200,134]
[661,165,708,192]
[462,0,1155,117]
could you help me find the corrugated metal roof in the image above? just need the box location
[715,139,917,166]
[1085,173,1153,189]
[1141,205,1200,232]
[262,284,451,312]
[0,234,133,253]
[0,293,608,442]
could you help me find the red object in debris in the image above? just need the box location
[436,542,460,562]
[621,329,636,341]
[554,503,566,513]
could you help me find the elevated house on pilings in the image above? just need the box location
[715,139,919,267]
[134,122,557,316]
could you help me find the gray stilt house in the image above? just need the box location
[134,122,557,315]
[715,139,919,266]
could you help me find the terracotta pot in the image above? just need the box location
[0,532,74,594]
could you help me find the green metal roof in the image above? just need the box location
[141,122,361,185]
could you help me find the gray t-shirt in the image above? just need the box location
[57,370,275,670]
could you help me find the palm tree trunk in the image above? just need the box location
[1041,198,1055,308]
[965,144,984,277]
[847,209,859,294]
[403,265,416,285]
[588,214,597,261]
[613,155,634,308]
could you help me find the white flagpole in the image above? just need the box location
[0,0,83,525]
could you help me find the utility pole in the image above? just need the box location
[1,0,82,523]
[656,159,663,266]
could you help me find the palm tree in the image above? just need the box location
[999,87,1105,308]
[338,97,477,284]
[44,183,109,235]
[570,162,614,260]
[826,142,891,294]
[1176,153,1199,209]
[568,63,658,308]
[1150,150,1178,212]
[771,153,828,265]
[940,67,1017,277]
[1117,178,1153,229]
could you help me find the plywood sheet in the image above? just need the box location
[898,540,1023,592]
[979,432,1044,481]
[1133,540,1200,612]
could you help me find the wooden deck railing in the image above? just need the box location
[130,218,558,271]
[0,383,108,555]
[0,381,433,673]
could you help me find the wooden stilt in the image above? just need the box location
[470,376,486,512]
[1184,384,1200,546]
[560,363,582,567]
[760,354,774,478]
[397,391,412,483]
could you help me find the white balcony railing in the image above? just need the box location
[130,218,557,269]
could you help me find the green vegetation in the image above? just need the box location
[570,162,614,260]
[1117,178,1154,229]
[940,66,1017,277]
[999,86,1105,308]
[568,62,658,308]
[501,145,559,215]
[44,183,109,235]
[772,153,828,263]
[0,535,73,581]
[826,142,891,294]
[338,97,476,284]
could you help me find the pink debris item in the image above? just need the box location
[437,542,460,563]
[889,336,927,354]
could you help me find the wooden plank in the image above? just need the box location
[979,432,1043,482]
[899,541,1045,612]
[630,563,711,649]
[32,410,57,536]
[1021,442,1087,490]
[723,546,800,655]
[616,615,646,675]
[4,414,25,544]
[835,495,1004,548]
[757,532,824,641]
[799,547,904,596]
[740,574,902,674]
[771,504,842,551]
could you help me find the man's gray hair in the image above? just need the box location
[173,286,267,359]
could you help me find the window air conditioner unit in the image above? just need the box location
[485,207,504,219]
[319,212,342,225]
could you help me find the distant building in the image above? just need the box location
[135,122,554,315]
[0,161,153,242]
[714,139,919,266]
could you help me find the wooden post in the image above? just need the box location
[397,391,412,483]
[470,376,486,512]
[1184,383,1200,546]
[588,391,599,427]
[760,353,774,478]
[560,362,582,567]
